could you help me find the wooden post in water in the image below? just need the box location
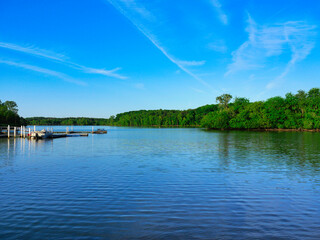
[92,126,94,133]
[23,127,26,138]
[29,128,31,137]
[20,126,23,137]
[14,127,16,138]
[34,125,36,132]
[66,127,69,134]
[7,125,10,138]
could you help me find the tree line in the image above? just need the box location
[201,88,320,130]
[21,87,320,130]
[0,100,26,126]
[108,88,320,130]
[26,117,109,126]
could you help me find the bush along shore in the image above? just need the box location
[26,88,320,131]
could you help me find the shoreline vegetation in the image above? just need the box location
[25,88,320,131]
[3,88,320,131]
[0,100,26,127]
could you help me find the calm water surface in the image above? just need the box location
[1,127,320,239]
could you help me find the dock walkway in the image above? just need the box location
[0,126,106,139]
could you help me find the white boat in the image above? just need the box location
[30,129,53,139]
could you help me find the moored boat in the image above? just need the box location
[30,129,53,139]
[95,129,107,134]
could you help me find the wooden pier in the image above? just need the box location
[0,125,107,139]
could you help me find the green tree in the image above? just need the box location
[216,94,232,110]
[4,101,18,114]
[201,110,230,129]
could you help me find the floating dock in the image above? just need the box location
[52,133,89,138]
[0,126,106,139]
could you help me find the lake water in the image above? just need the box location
[1,127,320,239]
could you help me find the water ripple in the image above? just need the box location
[0,128,320,239]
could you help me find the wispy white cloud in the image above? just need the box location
[176,60,206,67]
[0,41,127,79]
[83,67,126,79]
[116,0,155,21]
[226,16,264,75]
[226,14,317,90]
[210,0,228,25]
[0,42,66,61]
[105,0,212,89]
[207,40,228,53]
[0,59,86,86]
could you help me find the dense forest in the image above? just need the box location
[0,100,26,126]
[108,88,320,130]
[26,117,109,126]
[26,88,320,130]
[26,105,217,127]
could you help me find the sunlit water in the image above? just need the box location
[1,127,320,239]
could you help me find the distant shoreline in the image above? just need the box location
[22,124,320,132]
[24,87,320,131]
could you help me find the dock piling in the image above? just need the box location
[7,125,10,138]
[14,127,16,138]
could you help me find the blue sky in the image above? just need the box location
[0,0,319,117]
